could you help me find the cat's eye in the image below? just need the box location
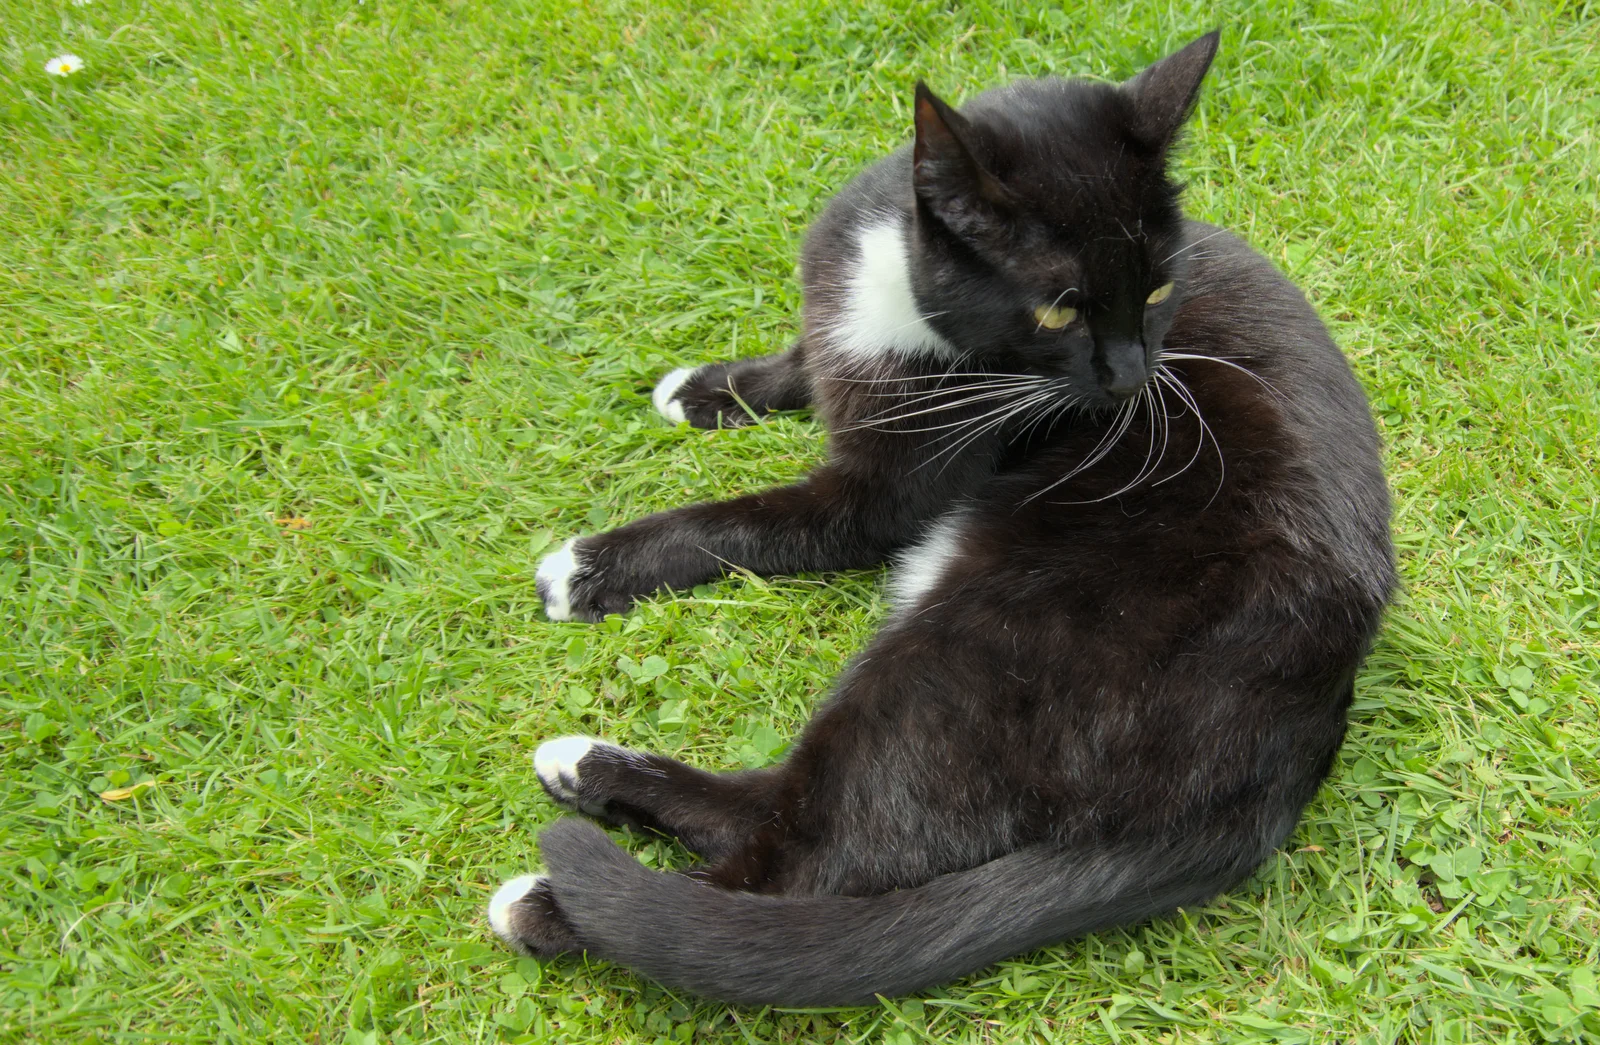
[1034,304,1077,330]
[1146,282,1175,305]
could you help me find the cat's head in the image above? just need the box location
[909,31,1219,406]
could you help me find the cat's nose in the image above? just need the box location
[1095,338,1148,400]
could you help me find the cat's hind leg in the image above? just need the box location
[492,739,784,957]
[653,340,812,428]
[533,736,780,863]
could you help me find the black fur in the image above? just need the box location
[496,31,1394,1006]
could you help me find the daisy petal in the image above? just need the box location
[46,53,84,76]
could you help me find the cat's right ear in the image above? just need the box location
[912,82,1009,231]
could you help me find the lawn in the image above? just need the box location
[1,0,1597,1041]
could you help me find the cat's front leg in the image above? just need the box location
[652,341,812,429]
[535,472,870,622]
[535,459,977,621]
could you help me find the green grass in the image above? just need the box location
[2,0,1597,1041]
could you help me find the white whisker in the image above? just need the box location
[1153,367,1225,506]
[1015,388,1081,444]
[1162,227,1228,265]
[846,382,1051,432]
[923,387,1068,475]
[1156,351,1283,399]
[1019,396,1138,505]
[830,370,1040,386]
[890,386,1052,439]
[1151,369,1204,486]
[858,377,1046,403]
[1056,394,1162,504]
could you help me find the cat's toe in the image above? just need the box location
[487,874,581,958]
[652,367,695,424]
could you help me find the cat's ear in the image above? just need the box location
[912,81,1010,229]
[1122,30,1220,149]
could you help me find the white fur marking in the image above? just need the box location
[534,735,595,794]
[536,538,581,621]
[890,515,967,607]
[829,222,957,362]
[652,367,694,423]
[488,874,543,941]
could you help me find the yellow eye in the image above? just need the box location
[1034,304,1077,330]
[1146,282,1174,305]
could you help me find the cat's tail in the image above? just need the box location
[501,818,1270,1006]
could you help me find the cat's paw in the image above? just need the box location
[534,736,637,817]
[536,538,637,621]
[651,367,696,424]
[535,538,584,620]
[534,736,603,812]
[652,364,759,429]
[487,874,581,958]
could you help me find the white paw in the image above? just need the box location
[534,735,603,813]
[535,735,593,793]
[536,538,582,621]
[488,873,544,942]
[652,367,694,424]
[534,736,633,814]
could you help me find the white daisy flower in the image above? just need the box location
[46,54,84,76]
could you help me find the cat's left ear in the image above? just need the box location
[1122,30,1220,149]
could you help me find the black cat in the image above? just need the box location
[488,31,1394,1006]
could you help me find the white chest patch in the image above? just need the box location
[889,514,968,608]
[827,221,958,363]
